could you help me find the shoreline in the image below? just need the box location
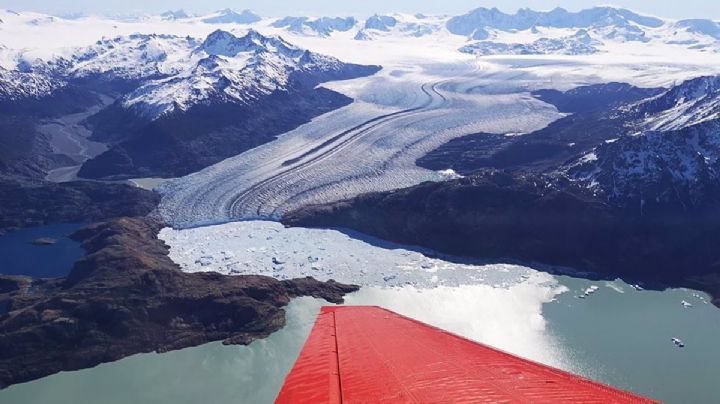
[0,217,358,389]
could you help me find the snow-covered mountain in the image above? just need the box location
[624,76,720,131]
[0,65,64,100]
[28,28,379,180]
[202,9,261,25]
[271,16,356,36]
[161,10,190,21]
[675,19,720,40]
[0,25,375,120]
[565,76,720,207]
[447,6,663,38]
[446,6,716,56]
[354,14,440,40]
[121,29,352,119]
[460,29,599,56]
[71,34,199,82]
[0,6,718,60]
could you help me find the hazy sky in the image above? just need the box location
[1,0,718,20]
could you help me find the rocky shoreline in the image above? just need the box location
[0,217,358,389]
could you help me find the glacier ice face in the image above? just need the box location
[159,219,573,367]
[159,219,574,373]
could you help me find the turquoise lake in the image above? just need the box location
[1,275,718,404]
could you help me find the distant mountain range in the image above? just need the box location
[0,28,376,117]
[0,5,717,180]
[2,6,717,56]
[271,16,356,37]
[0,5,718,181]
[155,6,718,52]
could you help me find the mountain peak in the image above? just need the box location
[272,16,356,37]
[203,9,261,25]
[628,75,720,131]
[160,9,189,20]
[200,29,302,58]
[364,14,398,31]
[201,29,248,56]
[676,19,720,39]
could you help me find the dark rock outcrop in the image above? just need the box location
[0,217,358,388]
[0,177,159,233]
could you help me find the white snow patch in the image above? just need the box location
[438,168,463,179]
[581,152,598,162]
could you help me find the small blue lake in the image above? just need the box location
[0,223,86,278]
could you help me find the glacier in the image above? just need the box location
[156,64,562,227]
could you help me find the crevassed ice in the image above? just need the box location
[157,65,562,228]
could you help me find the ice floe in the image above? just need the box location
[159,220,560,289]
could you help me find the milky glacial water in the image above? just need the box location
[544,276,720,403]
[2,279,719,404]
[3,221,720,403]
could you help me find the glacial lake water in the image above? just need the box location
[0,223,85,278]
[1,276,719,404]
